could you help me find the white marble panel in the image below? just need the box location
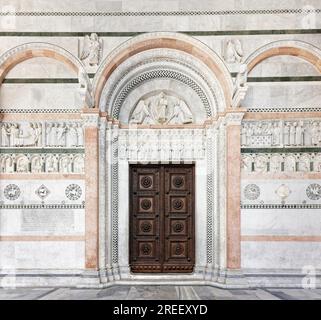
[0,209,85,236]
[0,83,82,110]
[241,241,321,269]
[241,209,321,236]
[242,83,321,110]
[0,241,85,269]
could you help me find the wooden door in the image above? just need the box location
[129,164,195,273]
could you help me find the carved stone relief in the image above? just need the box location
[1,122,42,147]
[45,122,84,147]
[241,120,321,148]
[241,153,321,173]
[129,92,193,125]
[0,121,84,148]
[78,33,103,67]
[0,153,85,174]
[118,128,205,161]
[223,39,244,64]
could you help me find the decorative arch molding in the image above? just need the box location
[93,32,234,110]
[0,42,91,90]
[112,68,211,119]
[245,40,321,74]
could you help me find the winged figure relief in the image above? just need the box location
[224,39,243,64]
[79,33,103,67]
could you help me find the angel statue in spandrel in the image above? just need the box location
[224,39,243,64]
[79,33,103,67]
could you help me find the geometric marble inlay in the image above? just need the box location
[244,184,260,200]
[35,184,50,200]
[4,184,21,201]
[306,184,321,201]
[65,184,82,201]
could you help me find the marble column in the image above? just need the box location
[82,109,100,269]
[225,112,245,270]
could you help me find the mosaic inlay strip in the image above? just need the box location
[241,204,321,209]
[1,9,320,17]
[0,203,85,209]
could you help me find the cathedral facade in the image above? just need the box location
[0,1,321,288]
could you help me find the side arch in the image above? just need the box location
[0,42,90,89]
[245,40,321,74]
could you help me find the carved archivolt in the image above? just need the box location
[93,32,233,109]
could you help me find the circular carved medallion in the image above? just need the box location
[140,222,152,233]
[244,184,260,200]
[173,176,184,188]
[4,184,21,201]
[141,199,152,210]
[306,184,321,200]
[174,244,184,256]
[141,243,152,255]
[141,176,152,188]
[173,222,184,233]
[172,198,184,210]
[65,184,82,201]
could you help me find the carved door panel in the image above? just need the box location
[129,164,194,273]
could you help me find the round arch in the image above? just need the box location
[245,40,321,74]
[93,32,234,110]
[0,42,90,88]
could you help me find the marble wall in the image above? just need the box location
[0,1,320,286]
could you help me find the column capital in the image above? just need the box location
[81,108,100,127]
[224,110,246,126]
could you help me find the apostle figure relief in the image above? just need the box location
[0,121,84,148]
[241,120,321,147]
[129,92,194,125]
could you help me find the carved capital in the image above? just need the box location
[231,84,248,109]
[224,112,245,126]
[81,111,99,128]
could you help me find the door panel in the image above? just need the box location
[130,166,162,273]
[130,164,195,273]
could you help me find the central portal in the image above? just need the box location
[129,164,195,273]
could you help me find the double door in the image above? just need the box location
[129,164,195,273]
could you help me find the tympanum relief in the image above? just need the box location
[242,120,321,147]
[129,92,194,125]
